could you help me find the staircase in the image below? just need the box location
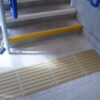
[4,0,82,48]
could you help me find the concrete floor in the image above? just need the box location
[1,33,100,100]
[0,33,92,73]
[16,72,100,100]
[1,0,100,99]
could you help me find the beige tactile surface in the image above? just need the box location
[74,50,100,74]
[0,49,100,99]
[0,71,22,97]
[46,56,84,84]
[17,64,55,95]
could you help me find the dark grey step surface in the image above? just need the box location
[10,30,81,49]
[8,17,80,47]
[5,4,71,17]
[4,0,70,10]
[8,16,78,37]
[7,13,75,27]
[6,4,76,26]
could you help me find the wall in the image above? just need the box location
[71,0,100,54]
[0,6,2,40]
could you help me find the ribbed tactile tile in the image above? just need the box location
[0,71,22,97]
[0,49,100,99]
[17,64,55,95]
[46,56,84,84]
[74,50,100,74]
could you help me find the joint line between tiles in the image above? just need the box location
[15,70,25,96]
[45,62,59,85]
[72,55,87,75]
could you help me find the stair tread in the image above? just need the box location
[8,18,79,37]
[6,4,76,24]
[4,0,40,4]
[4,0,69,4]
[5,4,71,17]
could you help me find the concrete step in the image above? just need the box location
[8,17,82,47]
[4,0,70,10]
[6,4,76,26]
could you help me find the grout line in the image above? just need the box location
[15,70,25,96]
[45,61,61,98]
[72,55,87,75]
[45,62,59,85]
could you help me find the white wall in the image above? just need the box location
[71,0,100,54]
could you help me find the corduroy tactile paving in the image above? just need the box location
[0,49,100,98]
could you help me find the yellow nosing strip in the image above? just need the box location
[9,24,83,42]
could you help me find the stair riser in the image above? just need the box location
[7,14,76,28]
[4,0,70,10]
[6,7,76,25]
[10,30,81,48]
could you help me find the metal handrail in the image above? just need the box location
[0,0,10,53]
[89,0,100,7]
[8,0,18,18]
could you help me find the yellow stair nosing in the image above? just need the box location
[9,24,83,42]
